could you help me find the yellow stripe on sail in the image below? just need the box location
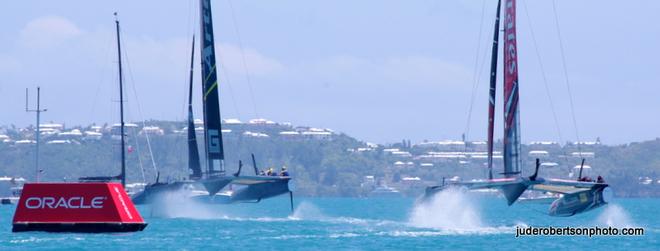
[204,81,218,100]
[203,63,218,100]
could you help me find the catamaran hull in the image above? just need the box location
[194,177,291,204]
[230,178,290,202]
[548,184,608,217]
[131,181,193,205]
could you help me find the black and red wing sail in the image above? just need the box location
[487,0,502,179]
[502,0,522,177]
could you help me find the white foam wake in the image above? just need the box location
[595,204,636,228]
[148,189,226,219]
[409,187,483,230]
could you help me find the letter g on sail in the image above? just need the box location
[208,129,220,153]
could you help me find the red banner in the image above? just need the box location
[13,183,144,224]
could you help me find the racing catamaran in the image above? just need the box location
[132,0,292,209]
[423,0,608,217]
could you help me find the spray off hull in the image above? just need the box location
[424,179,608,217]
[131,176,291,205]
[131,181,194,205]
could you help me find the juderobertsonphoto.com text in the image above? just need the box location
[515,226,644,237]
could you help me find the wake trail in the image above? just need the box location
[407,187,520,235]
[594,204,637,228]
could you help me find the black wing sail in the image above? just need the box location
[200,0,225,176]
[486,0,502,180]
[187,35,203,179]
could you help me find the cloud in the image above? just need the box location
[19,16,82,49]
[216,43,285,76]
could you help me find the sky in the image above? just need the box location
[0,0,659,145]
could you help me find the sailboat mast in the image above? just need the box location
[115,13,126,186]
[487,0,502,180]
[187,35,202,179]
[199,0,226,177]
[502,0,522,178]
[25,88,47,182]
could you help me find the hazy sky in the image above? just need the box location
[1,0,658,144]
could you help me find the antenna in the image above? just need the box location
[25,87,48,182]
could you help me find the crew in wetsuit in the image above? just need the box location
[280,166,289,177]
[597,176,605,183]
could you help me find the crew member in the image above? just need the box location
[280,166,289,177]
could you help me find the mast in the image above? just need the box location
[25,87,47,182]
[187,35,202,179]
[115,13,127,186]
[502,0,522,178]
[487,0,502,180]
[199,0,225,177]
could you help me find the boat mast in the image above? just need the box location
[487,0,502,180]
[115,13,126,186]
[25,87,47,182]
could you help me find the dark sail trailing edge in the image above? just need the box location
[487,0,502,180]
[187,35,202,179]
[199,0,225,176]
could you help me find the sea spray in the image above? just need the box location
[290,201,326,220]
[148,189,225,219]
[409,187,483,230]
[595,204,636,228]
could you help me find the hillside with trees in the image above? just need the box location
[1,120,659,197]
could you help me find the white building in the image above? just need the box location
[301,130,332,140]
[15,140,35,145]
[59,129,83,138]
[540,162,559,168]
[140,126,164,135]
[529,141,559,145]
[84,131,103,140]
[39,123,64,131]
[528,150,549,157]
[0,135,10,143]
[279,131,300,136]
[248,118,276,125]
[47,139,71,144]
[571,152,595,158]
[243,131,269,138]
[223,118,242,124]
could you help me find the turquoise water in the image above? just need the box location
[1,193,658,250]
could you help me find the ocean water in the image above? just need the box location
[1,191,658,250]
